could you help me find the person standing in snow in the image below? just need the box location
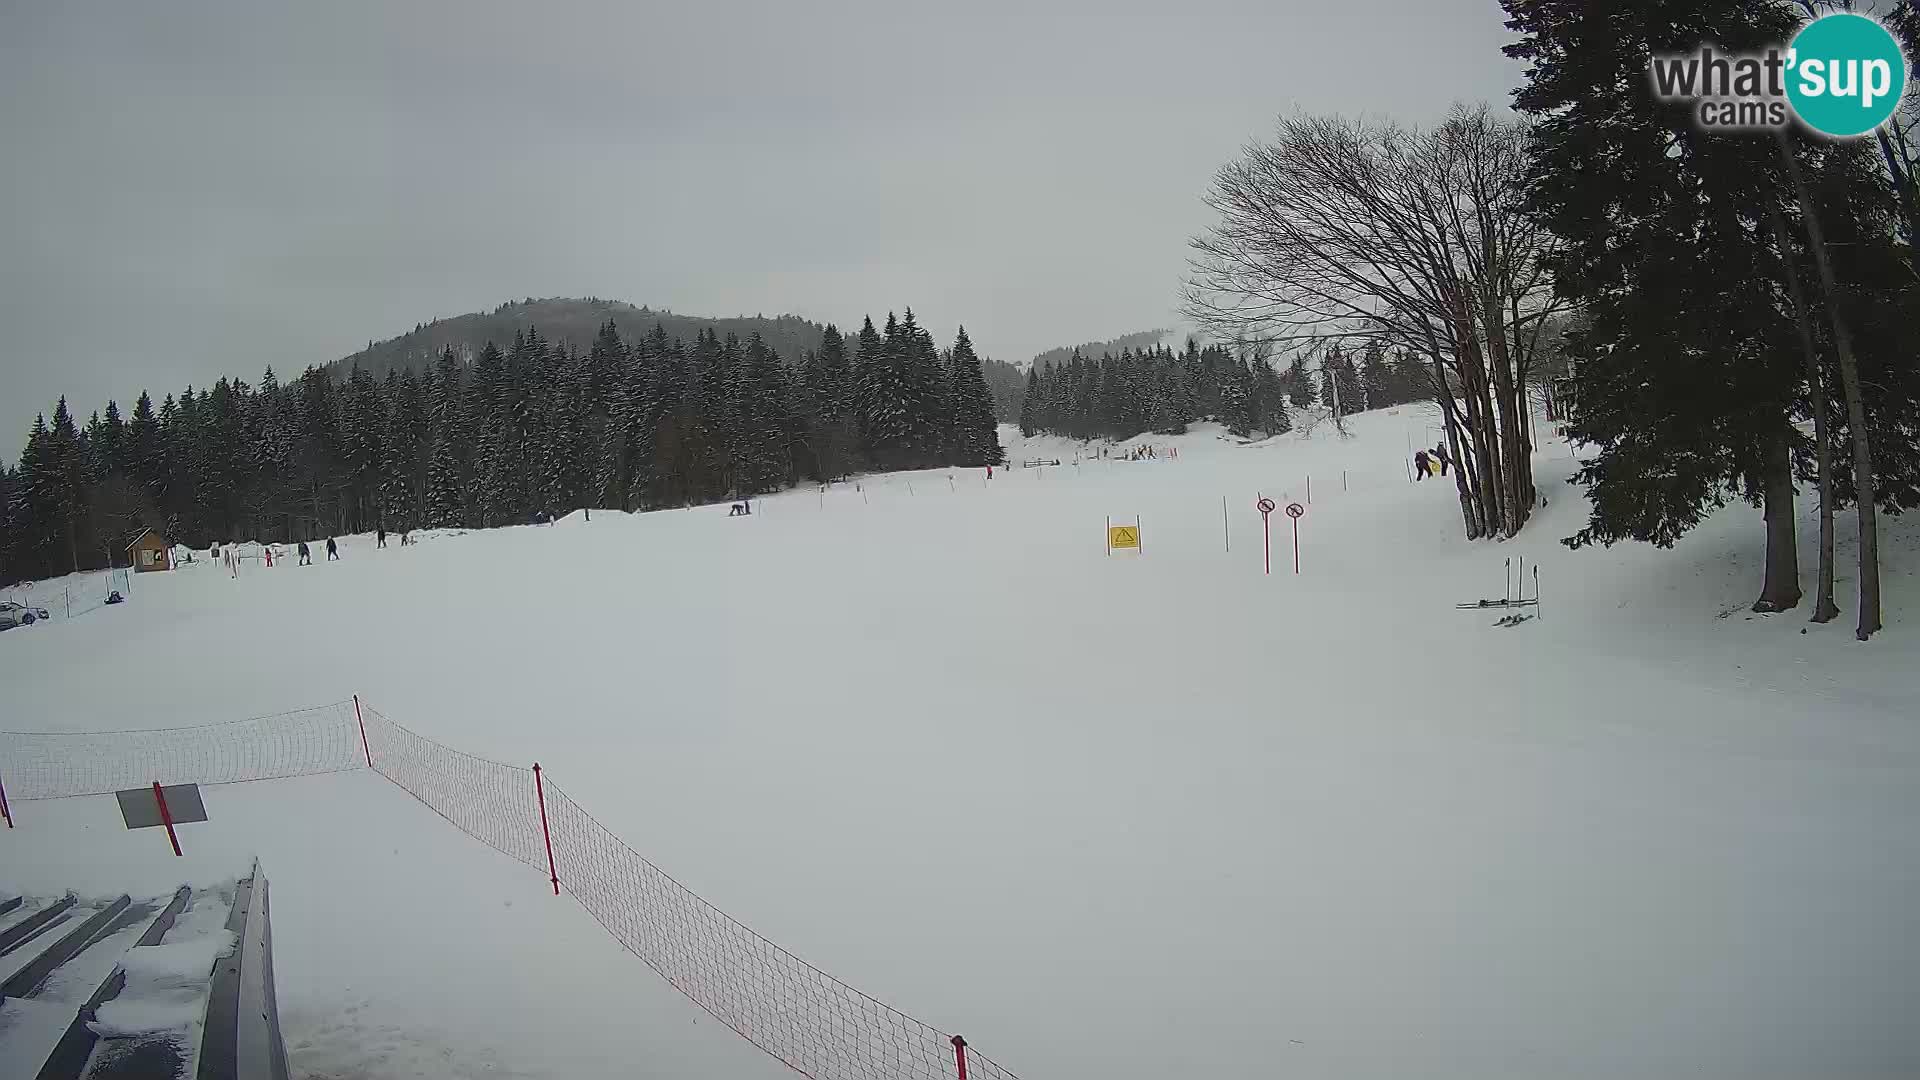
[1413,449,1431,481]
[325,537,339,561]
[1433,444,1451,476]
[297,541,311,565]
[376,526,387,549]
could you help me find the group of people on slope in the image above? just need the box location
[1413,443,1452,480]
[293,537,338,565]
[214,527,418,571]
[1095,444,1175,462]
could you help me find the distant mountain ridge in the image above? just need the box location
[325,297,836,381]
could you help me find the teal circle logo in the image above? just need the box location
[1786,13,1907,138]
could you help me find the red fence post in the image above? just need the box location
[0,767,13,828]
[1292,517,1301,575]
[951,1035,969,1080]
[152,781,182,856]
[354,694,373,769]
[533,763,559,895]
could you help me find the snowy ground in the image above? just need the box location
[2,409,1917,1080]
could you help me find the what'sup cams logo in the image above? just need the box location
[1650,12,1908,138]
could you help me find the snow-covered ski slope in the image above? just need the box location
[2,408,1916,1080]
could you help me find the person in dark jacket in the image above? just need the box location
[297,541,312,566]
[1413,450,1431,481]
[325,537,339,561]
[376,526,387,549]
[1433,444,1451,476]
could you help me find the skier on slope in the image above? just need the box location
[1413,449,1431,481]
[376,526,387,549]
[297,541,311,566]
[325,537,339,561]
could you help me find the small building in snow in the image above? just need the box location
[126,528,173,573]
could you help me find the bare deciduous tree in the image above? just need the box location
[1185,104,1565,539]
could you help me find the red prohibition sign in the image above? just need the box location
[1256,497,1276,515]
[1285,502,1305,519]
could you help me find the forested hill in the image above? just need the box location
[1028,329,1173,371]
[333,296,1029,420]
[327,298,834,382]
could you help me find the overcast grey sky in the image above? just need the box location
[0,0,1522,455]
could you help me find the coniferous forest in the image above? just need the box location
[0,308,1002,584]
[1017,341,1432,442]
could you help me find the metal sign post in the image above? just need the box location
[1256,497,1276,575]
[1285,502,1305,575]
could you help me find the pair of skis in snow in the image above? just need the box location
[1456,556,1541,626]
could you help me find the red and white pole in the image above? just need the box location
[534,763,560,896]
[951,1035,969,1080]
[152,781,182,856]
[1262,511,1272,575]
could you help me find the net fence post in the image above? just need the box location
[951,1035,969,1080]
[152,781,183,856]
[354,694,373,769]
[0,766,13,828]
[533,763,559,895]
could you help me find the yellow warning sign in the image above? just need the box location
[1108,525,1140,550]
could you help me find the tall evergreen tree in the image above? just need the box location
[1504,0,1830,614]
[948,327,1005,465]
[1358,345,1394,409]
[1285,357,1318,409]
[1320,349,1364,417]
[853,315,913,469]
[422,347,467,528]
[1251,359,1291,436]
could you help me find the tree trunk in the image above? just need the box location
[1444,413,1481,534]
[1769,208,1840,623]
[1455,309,1508,537]
[1779,135,1881,639]
[1482,295,1533,537]
[1755,428,1802,612]
[1427,348,1486,538]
